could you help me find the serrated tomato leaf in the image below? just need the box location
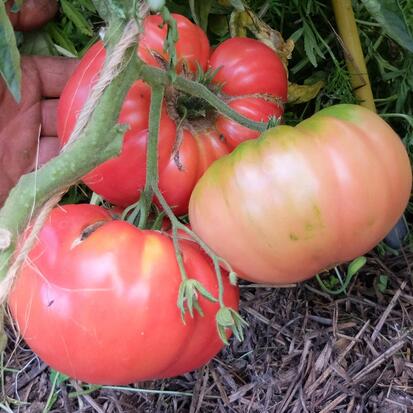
[60,0,93,36]
[361,0,413,53]
[0,1,21,102]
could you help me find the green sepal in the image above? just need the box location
[215,307,248,344]
[178,279,218,320]
[229,271,238,286]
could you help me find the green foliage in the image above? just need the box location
[190,0,213,31]
[361,0,413,53]
[377,274,389,293]
[45,0,99,58]
[0,1,21,101]
[316,257,367,296]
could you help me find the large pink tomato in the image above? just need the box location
[8,204,239,385]
[57,14,288,215]
[189,105,412,284]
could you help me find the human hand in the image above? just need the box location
[1,0,78,206]
[6,0,58,31]
[0,57,78,205]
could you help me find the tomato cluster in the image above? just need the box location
[8,11,412,389]
[57,13,287,215]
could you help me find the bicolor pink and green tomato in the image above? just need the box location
[189,104,412,284]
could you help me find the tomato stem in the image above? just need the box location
[138,62,268,132]
[136,84,165,228]
[0,17,142,284]
[152,186,247,341]
[145,84,164,190]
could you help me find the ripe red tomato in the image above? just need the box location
[57,14,287,215]
[8,204,239,385]
[189,105,412,284]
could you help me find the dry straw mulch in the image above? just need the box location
[2,249,413,412]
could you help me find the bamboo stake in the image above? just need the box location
[332,0,376,111]
[332,0,408,248]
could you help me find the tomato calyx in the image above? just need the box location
[178,278,218,319]
[216,307,248,345]
[176,94,213,121]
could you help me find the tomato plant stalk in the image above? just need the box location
[0,16,141,282]
[0,1,264,343]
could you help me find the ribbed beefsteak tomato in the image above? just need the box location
[189,105,412,284]
[8,204,239,385]
[57,14,287,215]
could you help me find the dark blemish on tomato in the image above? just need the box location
[81,221,107,241]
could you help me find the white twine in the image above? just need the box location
[0,3,149,304]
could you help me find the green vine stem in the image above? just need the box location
[153,186,248,342]
[0,13,267,284]
[138,63,268,132]
[0,17,143,282]
[136,84,165,228]
[0,3,266,345]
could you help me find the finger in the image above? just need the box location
[30,56,79,98]
[41,99,58,136]
[7,0,58,32]
[34,137,60,169]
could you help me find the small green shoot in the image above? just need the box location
[43,369,70,413]
[316,256,367,295]
[377,274,389,293]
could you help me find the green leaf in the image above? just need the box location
[347,256,367,279]
[229,0,245,11]
[10,0,24,13]
[377,274,389,293]
[54,44,78,58]
[0,0,21,102]
[20,31,57,56]
[217,324,229,345]
[189,0,213,32]
[92,0,126,21]
[361,0,413,53]
[77,0,97,13]
[49,369,70,386]
[303,21,323,67]
[193,280,218,303]
[61,0,94,36]
[208,14,229,37]
[46,22,78,57]
[216,307,248,344]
